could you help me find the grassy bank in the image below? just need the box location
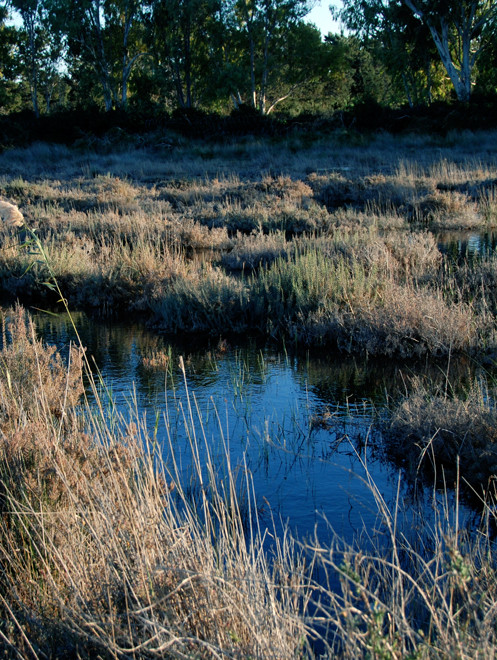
[1,306,497,658]
[0,131,497,357]
[381,374,497,499]
[0,306,310,657]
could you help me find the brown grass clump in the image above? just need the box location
[311,171,427,214]
[342,283,480,357]
[412,190,481,229]
[0,305,85,421]
[329,231,442,280]
[0,306,310,658]
[257,174,314,201]
[296,267,483,358]
[222,230,292,270]
[140,348,171,371]
[384,376,497,492]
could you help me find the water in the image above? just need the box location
[33,310,482,549]
[437,229,497,260]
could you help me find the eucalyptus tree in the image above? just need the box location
[48,0,147,111]
[9,0,41,115]
[336,0,497,103]
[403,0,497,102]
[0,5,22,112]
[335,0,443,106]
[147,0,224,109]
[228,0,312,114]
[261,20,336,113]
[9,0,64,115]
[108,0,148,108]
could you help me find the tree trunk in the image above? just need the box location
[90,0,117,110]
[249,35,257,109]
[21,9,39,117]
[184,23,192,109]
[404,0,475,102]
[427,18,471,102]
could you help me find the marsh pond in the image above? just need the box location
[35,309,487,547]
[4,133,497,655]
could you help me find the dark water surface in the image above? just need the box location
[437,229,497,260]
[35,311,480,547]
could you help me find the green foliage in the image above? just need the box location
[47,0,147,111]
[148,0,224,109]
[0,7,24,114]
[0,0,495,116]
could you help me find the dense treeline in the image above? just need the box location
[0,0,496,125]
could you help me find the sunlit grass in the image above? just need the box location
[1,130,497,356]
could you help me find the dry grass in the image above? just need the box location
[2,306,497,657]
[140,347,171,371]
[337,282,482,357]
[307,460,497,659]
[1,129,496,655]
[0,306,310,658]
[0,130,496,357]
[384,375,497,493]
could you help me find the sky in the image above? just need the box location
[306,0,343,37]
[7,2,344,40]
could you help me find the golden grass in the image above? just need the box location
[0,128,496,656]
[0,130,497,357]
[0,306,310,658]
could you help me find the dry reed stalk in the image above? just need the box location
[306,453,497,659]
[0,306,311,658]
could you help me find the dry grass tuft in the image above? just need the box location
[140,348,171,371]
[0,305,85,421]
[0,306,310,658]
[385,376,497,491]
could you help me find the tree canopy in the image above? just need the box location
[1,0,497,117]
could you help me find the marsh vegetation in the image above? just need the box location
[2,129,497,656]
[2,131,497,356]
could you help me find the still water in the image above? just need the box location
[437,229,497,260]
[33,310,481,547]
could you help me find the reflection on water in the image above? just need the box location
[437,230,497,260]
[34,311,482,545]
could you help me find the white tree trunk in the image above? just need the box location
[403,0,493,102]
